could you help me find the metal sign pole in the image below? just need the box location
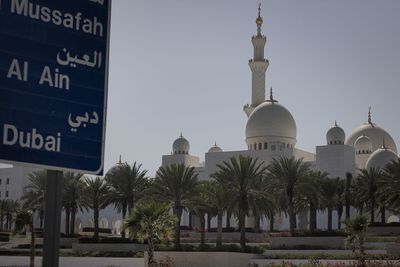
[43,170,63,267]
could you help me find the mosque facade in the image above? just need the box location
[161,6,399,230]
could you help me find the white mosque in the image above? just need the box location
[1,5,399,232]
[160,5,399,230]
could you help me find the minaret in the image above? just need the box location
[244,3,269,117]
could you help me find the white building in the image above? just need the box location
[161,6,399,230]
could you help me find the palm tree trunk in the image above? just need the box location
[65,208,70,236]
[39,209,44,229]
[345,173,352,220]
[380,206,386,223]
[30,217,35,267]
[327,207,332,231]
[94,206,99,242]
[70,206,76,236]
[370,205,375,223]
[188,212,192,230]
[359,228,367,267]
[0,211,4,230]
[147,230,156,267]
[121,204,127,238]
[288,201,296,234]
[174,207,182,250]
[200,216,205,246]
[309,205,317,232]
[337,209,343,229]
[269,213,274,232]
[216,212,223,247]
[6,213,10,230]
[207,214,211,232]
[253,214,260,233]
[239,211,246,249]
[226,211,231,228]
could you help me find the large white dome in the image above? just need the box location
[245,100,297,146]
[172,134,190,155]
[365,147,398,170]
[346,122,397,154]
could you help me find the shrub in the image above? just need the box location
[368,222,400,227]
[291,230,347,237]
[0,232,10,242]
[81,227,111,234]
[155,243,265,253]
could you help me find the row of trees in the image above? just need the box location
[5,156,400,251]
[13,162,148,241]
[144,156,400,249]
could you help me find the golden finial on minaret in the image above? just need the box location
[368,107,372,124]
[335,120,338,127]
[256,3,263,36]
[117,155,122,165]
[180,132,183,138]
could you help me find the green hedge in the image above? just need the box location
[0,232,10,242]
[155,243,265,254]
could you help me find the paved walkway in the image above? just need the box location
[0,256,144,267]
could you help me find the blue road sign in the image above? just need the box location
[0,0,111,174]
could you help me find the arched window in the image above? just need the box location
[258,143,262,150]
[264,142,268,149]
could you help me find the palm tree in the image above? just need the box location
[355,168,382,223]
[189,188,209,246]
[21,171,46,228]
[62,172,85,236]
[202,181,231,247]
[14,209,35,267]
[344,215,368,267]
[298,171,326,232]
[150,164,199,249]
[105,162,148,238]
[81,177,110,241]
[124,201,175,267]
[336,179,345,229]
[320,177,340,231]
[381,159,400,212]
[267,156,310,234]
[212,155,268,249]
[4,199,20,231]
[345,172,353,220]
[0,199,7,230]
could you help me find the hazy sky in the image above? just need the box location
[105,0,400,176]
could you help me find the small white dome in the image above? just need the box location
[365,146,398,170]
[172,134,190,155]
[245,100,297,146]
[326,122,345,145]
[355,135,373,155]
[208,142,223,153]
